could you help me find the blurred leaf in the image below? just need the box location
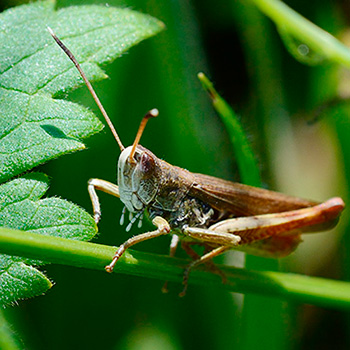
[250,0,350,67]
[0,310,24,349]
[0,0,165,182]
[277,25,325,66]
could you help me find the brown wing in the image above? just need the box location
[189,173,318,217]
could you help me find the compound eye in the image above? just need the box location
[133,152,141,162]
[140,152,155,175]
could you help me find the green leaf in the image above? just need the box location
[0,0,165,183]
[0,262,52,308]
[277,25,325,66]
[250,0,350,67]
[0,173,96,306]
[0,173,97,266]
[0,0,164,306]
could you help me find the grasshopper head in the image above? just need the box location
[118,145,159,213]
[48,31,160,217]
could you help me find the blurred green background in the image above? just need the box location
[1,0,350,349]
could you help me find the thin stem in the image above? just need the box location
[1,227,350,310]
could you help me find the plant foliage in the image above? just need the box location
[0,0,164,307]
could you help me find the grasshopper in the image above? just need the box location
[49,29,345,296]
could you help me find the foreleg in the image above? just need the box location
[105,216,171,272]
[88,178,120,223]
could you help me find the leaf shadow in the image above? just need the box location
[40,124,76,141]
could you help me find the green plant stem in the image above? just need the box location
[250,0,350,66]
[1,227,350,310]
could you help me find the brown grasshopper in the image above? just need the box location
[49,29,345,296]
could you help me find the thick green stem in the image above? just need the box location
[1,227,350,310]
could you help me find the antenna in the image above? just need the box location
[129,109,159,161]
[47,27,125,151]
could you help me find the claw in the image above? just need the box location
[94,212,101,224]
